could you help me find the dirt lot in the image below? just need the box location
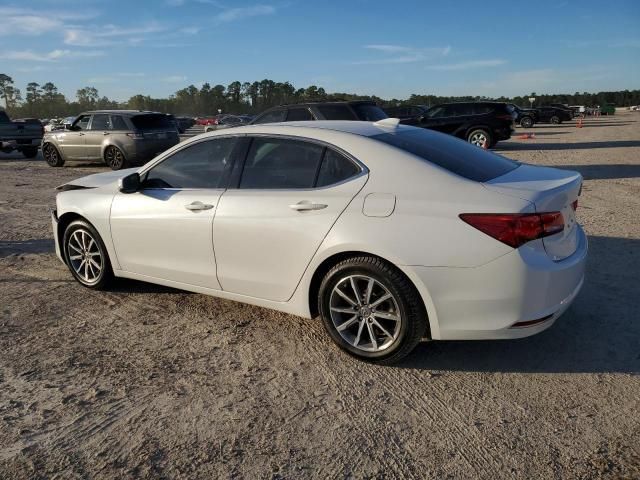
[1,113,639,479]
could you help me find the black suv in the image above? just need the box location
[382,105,429,125]
[534,107,573,124]
[250,101,388,124]
[395,102,515,148]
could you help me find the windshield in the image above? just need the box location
[372,128,519,182]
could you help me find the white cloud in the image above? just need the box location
[179,26,200,35]
[162,75,188,83]
[64,23,165,46]
[427,59,507,71]
[214,5,276,23]
[0,7,99,36]
[0,49,104,62]
[353,45,451,65]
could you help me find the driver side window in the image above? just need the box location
[74,115,91,130]
[143,137,237,189]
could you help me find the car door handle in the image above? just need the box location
[103,132,110,136]
[185,201,214,211]
[289,201,328,211]
[78,132,85,136]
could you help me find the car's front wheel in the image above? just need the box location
[318,256,427,364]
[43,143,64,167]
[550,115,561,124]
[467,128,492,148]
[63,220,113,289]
[104,146,128,170]
[520,116,534,128]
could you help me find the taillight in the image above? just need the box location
[459,212,564,248]
[127,132,144,139]
[496,114,513,121]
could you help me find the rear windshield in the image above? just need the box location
[131,114,175,130]
[372,128,519,182]
[352,104,388,121]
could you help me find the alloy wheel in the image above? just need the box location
[469,132,488,147]
[67,229,103,284]
[329,275,402,352]
[105,147,124,169]
[44,145,59,165]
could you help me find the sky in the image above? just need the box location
[0,0,639,102]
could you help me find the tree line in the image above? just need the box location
[1,73,639,119]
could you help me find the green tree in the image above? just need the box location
[0,74,15,110]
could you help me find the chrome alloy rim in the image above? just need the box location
[469,132,487,147]
[105,147,124,168]
[67,229,102,283]
[329,275,402,352]
[44,145,58,164]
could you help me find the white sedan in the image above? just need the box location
[51,119,587,364]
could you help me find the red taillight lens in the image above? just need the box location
[459,212,564,248]
[571,199,578,211]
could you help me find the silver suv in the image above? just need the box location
[42,110,180,170]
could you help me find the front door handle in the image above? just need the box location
[103,132,110,136]
[185,201,214,211]
[289,201,328,211]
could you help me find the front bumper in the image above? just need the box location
[51,209,64,262]
[411,225,588,340]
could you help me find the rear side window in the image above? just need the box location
[144,137,236,189]
[131,114,174,130]
[316,105,357,120]
[253,109,286,124]
[111,115,128,130]
[286,108,314,121]
[351,104,387,121]
[90,114,111,130]
[373,129,518,182]
[240,138,324,189]
[317,149,361,187]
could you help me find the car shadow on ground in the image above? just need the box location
[552,164,640,180]
[497,140,640,151]
[398,235,640,374]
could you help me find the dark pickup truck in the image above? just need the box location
[0,110,44,158]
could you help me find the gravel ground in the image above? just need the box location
[1,113,639,479]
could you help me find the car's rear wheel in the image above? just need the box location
[520,116,534,128]
[22,147,38,158]
[104,146,127,170]
[467,128,492,148]
[318,256,427,364]
[63,220,113,289]
[43,143,64,167]
[550,115,561,124]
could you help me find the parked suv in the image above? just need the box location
[409,102,515,148]
[250,101,388,124]
[534,107,573,124]
[382,105,430,126]
[42,110,180,170]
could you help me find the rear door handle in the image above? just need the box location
[185,201,214,211]
[103,132,110,136]
[289,201,328,211]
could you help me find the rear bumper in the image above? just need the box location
[410,225,588,340]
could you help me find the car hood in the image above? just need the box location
[56,167,140,190]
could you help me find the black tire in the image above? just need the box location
[520,116,534,128]
[43,143,64,167]
[318,256,427,365]
[62,219,113,289]
[22,147,38,158]
[550,115,561,124]
[104,146,128,170]
[467,128,492,148]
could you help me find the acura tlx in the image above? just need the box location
[51,119,587,364]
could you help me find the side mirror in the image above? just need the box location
[118,172,140,194]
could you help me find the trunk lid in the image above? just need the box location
[483,164,582,260]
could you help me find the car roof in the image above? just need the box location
[205,120,415,138]
[81,110,166,116]
[271,100,377,108]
